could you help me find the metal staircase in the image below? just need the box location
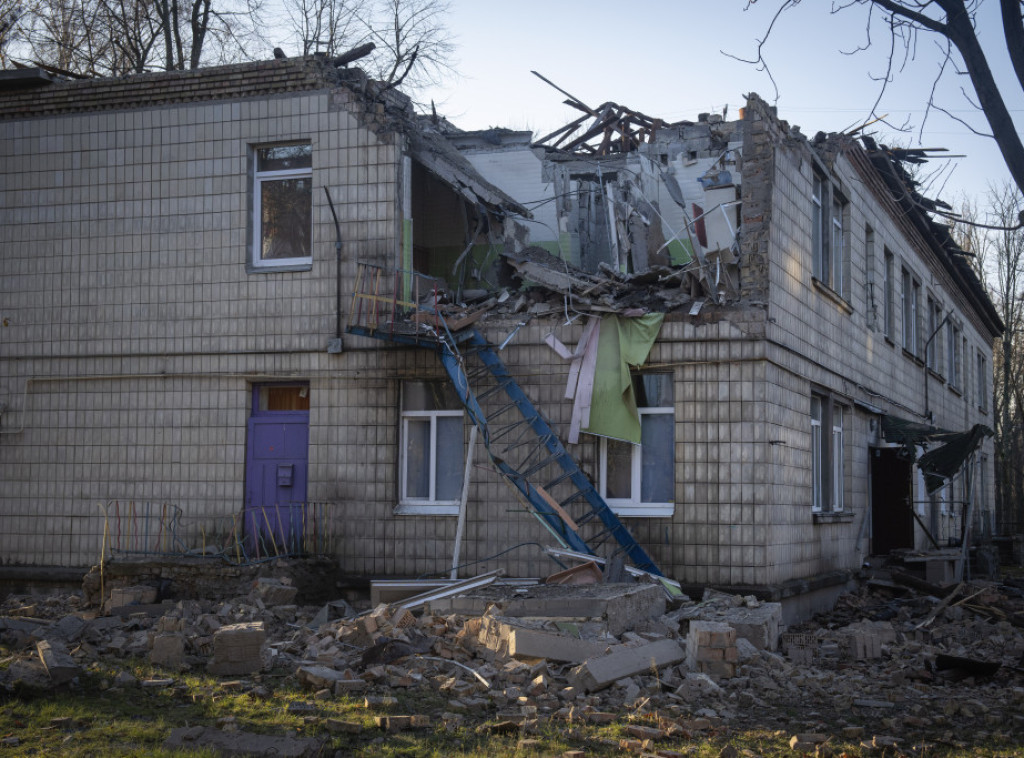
[347,263,663,576]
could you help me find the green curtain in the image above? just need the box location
[584,313,665,443]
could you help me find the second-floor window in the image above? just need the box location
[811,170,849,298]
[901,268,920,355]
[253,143,313,269]
[977,351,987,411]
[946,320,962,389]
[883,248,895,340]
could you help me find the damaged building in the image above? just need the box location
[0,56,1001,621]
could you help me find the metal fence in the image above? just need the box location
[99,500,340,565]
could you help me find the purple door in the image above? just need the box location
[245,384,310,557]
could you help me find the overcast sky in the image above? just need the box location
[418,1,1021,210]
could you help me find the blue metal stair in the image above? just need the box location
[349,312,663,576]
[438,329,663,576]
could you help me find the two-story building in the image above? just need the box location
[0,56,999,619]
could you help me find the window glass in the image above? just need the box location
[256,384,309,412]
[640,413,674,503]
[605,439,633,499]
[400,381,464,507]
[260,178,312,260]
[435,416,465,500]
[404,418,431,499]
[403,381,461,411]
[253,143,312,268]
[258,144,311,171]
[636,374,672,408]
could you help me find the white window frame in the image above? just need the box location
[397,383,464,515]
[901,268,919,355]
[832,405,844,513]
[811,171,849,298]
[811,391,845,514]
[977,351,988,411]
[252,142,313,270]
[946,320,962,390]
[883,248,895,340]
[598,405,675,518]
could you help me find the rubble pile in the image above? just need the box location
[2,569,1024,752]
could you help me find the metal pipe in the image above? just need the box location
[323,187,344,339]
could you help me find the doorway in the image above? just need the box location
[870,446,914,555]
[245,383,310,557]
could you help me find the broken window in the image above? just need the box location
[811,392,845,513]
[399,381,465,512]
[252,143,312,270]
[599,374,674,517]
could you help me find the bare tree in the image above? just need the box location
[282,0,366,58]
[744,1,1024,198]
[0,0,25,66]
[277,0,455,93]
[953,185,1024,534]
[6,0,265,74]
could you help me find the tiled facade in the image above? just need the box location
[0,60,998,616]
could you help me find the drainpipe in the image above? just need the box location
[324,187,344,352]
[923,313,951,423]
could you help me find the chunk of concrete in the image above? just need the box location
[431,583,666,636]
[207,622,265,676]
[150,633,185,669]
[569,638,686,692]
[36,639,80,684]
[478,615,614,663]
[254,578,298,607]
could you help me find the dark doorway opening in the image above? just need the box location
[871,446,914,554]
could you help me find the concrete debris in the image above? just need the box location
[3,569,1024,749]
[207,622,265,675]
[36,639,80,684]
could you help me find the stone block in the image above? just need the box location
[151,633,185,669]
[255,578,298,607]
[479,616,614,663]
[207,621,265,676]
[569,639,686,692]
[36,640,80,684]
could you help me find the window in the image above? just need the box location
[252,143,313,270]
[599,374,674,517]
[811,391,845,513]
[977,351,988,411]
[883,248,894,340]
[399,381,465,513]
[946,320,962,389]
[926,297,943,373]
[811,170,849,298]
[901,268,919,355]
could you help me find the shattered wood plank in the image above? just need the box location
[565,316,599,401]
[568,317,601,444]
[534,484,579,532]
